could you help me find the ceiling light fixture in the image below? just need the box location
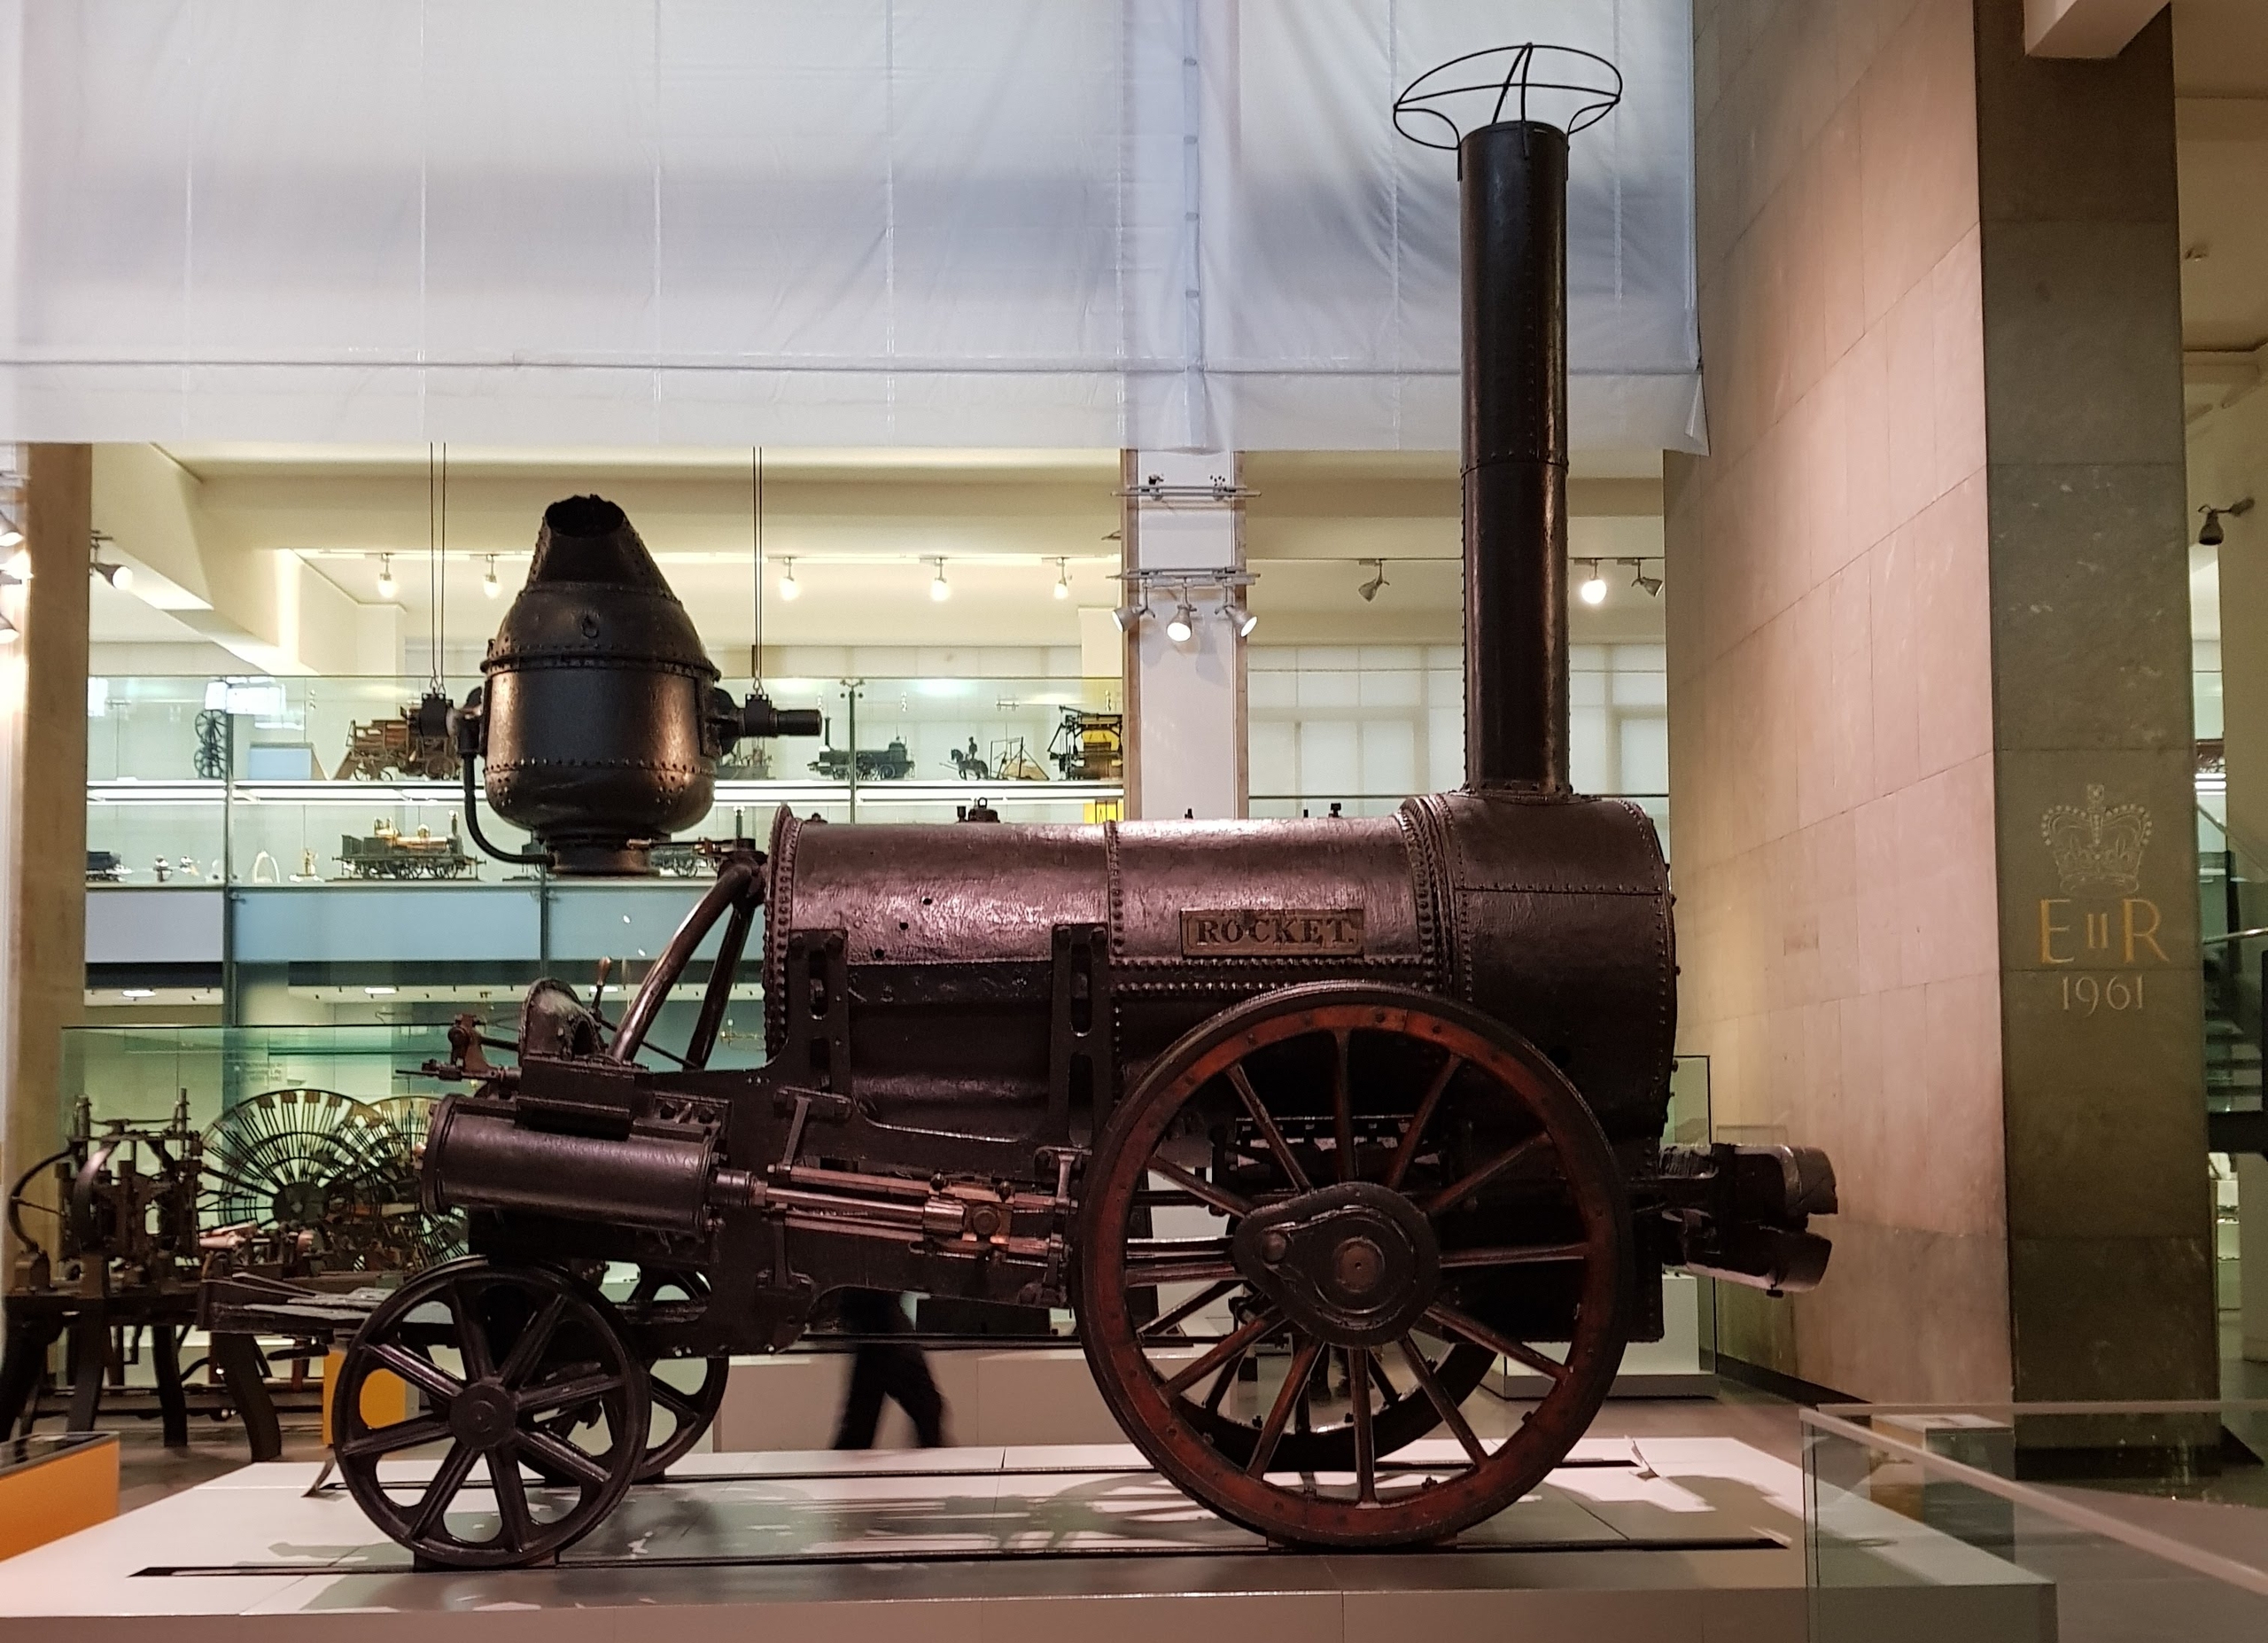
[778,557,801,602]
[1357,559,1388,602]
[1166,596,1197,644]
[1630,559,1663,597]
[1224,592,1258,638]
[1111,600,1146,633]
[483,554,502,599]
[928,557,951,603]
[1578,560,1607,605]
[2199,498,2256,548]
[376,553,398,600]
[1052,557,1072,601]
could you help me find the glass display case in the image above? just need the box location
[85,672,1122,1024]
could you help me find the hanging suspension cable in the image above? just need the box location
[750,447,765,692]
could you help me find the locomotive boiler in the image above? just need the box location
[331,46,1836,1569]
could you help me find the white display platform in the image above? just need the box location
[0,1438,2049,1643]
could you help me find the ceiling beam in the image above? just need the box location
[2024,0,2167,58]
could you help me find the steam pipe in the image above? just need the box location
[1461,120,1570,792]
[609,858,760,1063]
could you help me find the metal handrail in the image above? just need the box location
[2201,925,2268,949]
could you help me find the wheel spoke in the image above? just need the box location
[1331,1030,1355,1181]
[1201,1355,1241,1414]
[494,1295,566,1388]
[1248,1337,1324,1477]
[369,1342,464,1405]
[407,1440,480,1539]
[1139,1279,1239,1341]
[1149,1157,1252,1220]
[447,1281,495,1381]
[1349,1349,1376,1503]
[1228,1063,1313,1193]
[336,1414,449,1460]
[1397,1335,1488,1466]
[1160,1305,1282,1398]
[1423,1133,1549,1216]
[515,1428,612,1489]
[517,1369,625,1416]
[1385,1054,1463,1189]
[649,1376,702,1419]
[1438,1242,1591,1269]
[488,1450,534,1547]
[1123,1238,1240,1287]
[1425,1299,1571,1384]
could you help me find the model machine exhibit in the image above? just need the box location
[330,46,1837,1569]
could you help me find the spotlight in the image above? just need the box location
[376,553,397,600]
[1167,598,1196,644]
[94,561,134,593]
[1111,601,1146,633]
[1357,559,1388,602]
[778,557,801,602]
[1630,560,1663,597]
[2200,498,2255,548]
[1224,594,1258,638]
[928,557,951,603]
[0,616,17,645]
[483,555,502,599]
[1578,559,1607,605]
[0,526,18,550]
[1052,557,1071,600]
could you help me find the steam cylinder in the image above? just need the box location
[478,496,733,875]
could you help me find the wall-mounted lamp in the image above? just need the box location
[1630,559,1664,597]
[928,557,951,603]
[90,533,135,594]
[1111,599,1148,634]
[777,556,801,602]
[1166,595,1197,644]
[1052,557,1072,601]
[1578,560,1607,605]
[1223,591,1258,638]
[483,554,502,600]
[2200,498,2256,548]
[375,553,398,601]
[1357,559,1388,602]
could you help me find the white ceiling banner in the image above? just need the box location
[0,1,1699,452]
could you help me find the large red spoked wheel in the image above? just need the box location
[334,1257,649,1568]
[1077,982,1629,1547]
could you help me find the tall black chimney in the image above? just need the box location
[1459,121,1569,792]
[1397,44,1619,796]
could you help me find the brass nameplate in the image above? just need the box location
[1180,908,1364,957]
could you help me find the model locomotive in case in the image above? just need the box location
[330,49,1836,1568]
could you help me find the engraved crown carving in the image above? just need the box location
[2039,784,2150,896]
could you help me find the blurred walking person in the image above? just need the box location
[832,1288,947,1448]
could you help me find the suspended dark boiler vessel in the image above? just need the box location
[332,46,1836,1568]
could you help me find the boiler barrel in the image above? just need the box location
[763,793,1674,1144]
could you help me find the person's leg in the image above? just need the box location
[880,1344,947,1447]
[833,1345,889,1448]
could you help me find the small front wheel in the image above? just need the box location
[333,1257,649,1568]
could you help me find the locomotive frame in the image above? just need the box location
[329,44,1837,1569]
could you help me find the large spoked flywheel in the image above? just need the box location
[1076,981,1630,1548]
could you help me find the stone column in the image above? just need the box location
[1670,0,2212,1402]
[3,445,91,1278]
[1121,450,1247,822]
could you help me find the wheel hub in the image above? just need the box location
[448,1380,518,1451]
[1232,1180,1440,1348]
[272,1180,328,1226]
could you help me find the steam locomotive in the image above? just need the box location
[331,53,1835,1569]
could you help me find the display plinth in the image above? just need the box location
[0,1440,2044,1643]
